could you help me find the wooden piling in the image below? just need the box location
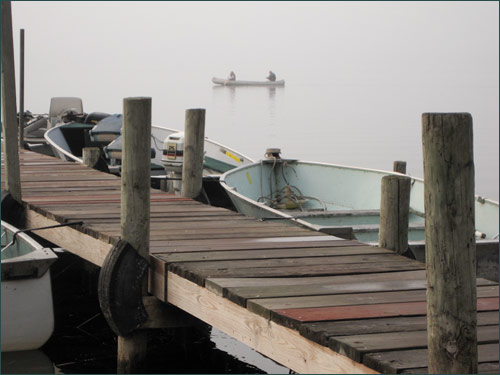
[422,113,477,374]
[118,97,152,373]
[121,97,152,259]
[19,29,25,148]
[1,1,22,203]
[378,175,411,254]
[82,147,102,169]
[393,160,406,174]
[181,109,205,198]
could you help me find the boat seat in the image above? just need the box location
[288,209,380,219]
[352,222,426,233]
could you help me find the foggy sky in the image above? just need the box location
[10,1,499,116]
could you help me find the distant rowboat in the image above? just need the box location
[212,77,285,87]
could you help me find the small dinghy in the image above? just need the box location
[1,220,58,352]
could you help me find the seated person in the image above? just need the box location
[228,71,236,81]
[266,70,276,82]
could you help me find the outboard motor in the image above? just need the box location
[161,132,185,194]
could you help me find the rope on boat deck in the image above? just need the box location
[1,221,84,252]
[258,158,328,211]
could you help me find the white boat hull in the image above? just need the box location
[1,221,57,352]
[1,272,55,352]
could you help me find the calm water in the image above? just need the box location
[148,80,498,201]
[1,251,289,374]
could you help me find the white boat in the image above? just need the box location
[45,115,254,183]
[212,77,285,87]
[219,156,499,244]
[1,221,58,352]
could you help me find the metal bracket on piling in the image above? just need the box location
[98,239,149,336]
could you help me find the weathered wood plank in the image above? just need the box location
[165,271,378,374]
[151,235,356,252]
[363,343,499,374]
[272,298,499,330]
[205,270,428,296]
[25,209,113,266]
[170,253,413,271]
[156,245,390,263]
[330,325,498,362]
[169,259,425,287]
[300,311,499,347]
[247,286,499,319]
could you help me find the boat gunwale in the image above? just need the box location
[1,220,58,280]
[219,160,499,235]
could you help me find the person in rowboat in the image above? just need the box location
[228,71,236,81]
[266,70,276,82]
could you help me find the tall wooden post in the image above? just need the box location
[118,97,152,373]
[1,1,22,203]
[422,113,477,374]
[393,160,406,174]
[19,28,25,148]
[181,108,205,198]
[378,175,411,254]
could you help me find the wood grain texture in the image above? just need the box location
[422,112,477,373]
[363,343,499,374]
[166,271,378,374]
[272,298,499,330]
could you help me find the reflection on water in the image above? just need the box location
[34,250,288,374]
[209,82,498,201]
[1,350,55,374]
[211,328,289,374]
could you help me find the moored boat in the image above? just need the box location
[45,112,254,178]
[219,154,499,244]
[1,220,58,352]
[212,77,285,87]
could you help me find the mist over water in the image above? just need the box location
[10,1,499,200]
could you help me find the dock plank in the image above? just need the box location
[168,256,425,287]
[329,325,499,362]
[271,298,499,330]
[299,311,499,346]
[3,148,499,374]
[247,285,499,319]
[363,343,499,373]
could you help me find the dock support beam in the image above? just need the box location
[118,97,152,373]
[181,108,205,198]
[378,175,411,255]
[422,113,477,374]
[1,1,22,203]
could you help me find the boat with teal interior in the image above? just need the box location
[219,152,499,245]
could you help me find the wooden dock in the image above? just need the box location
[2,148,499,374]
